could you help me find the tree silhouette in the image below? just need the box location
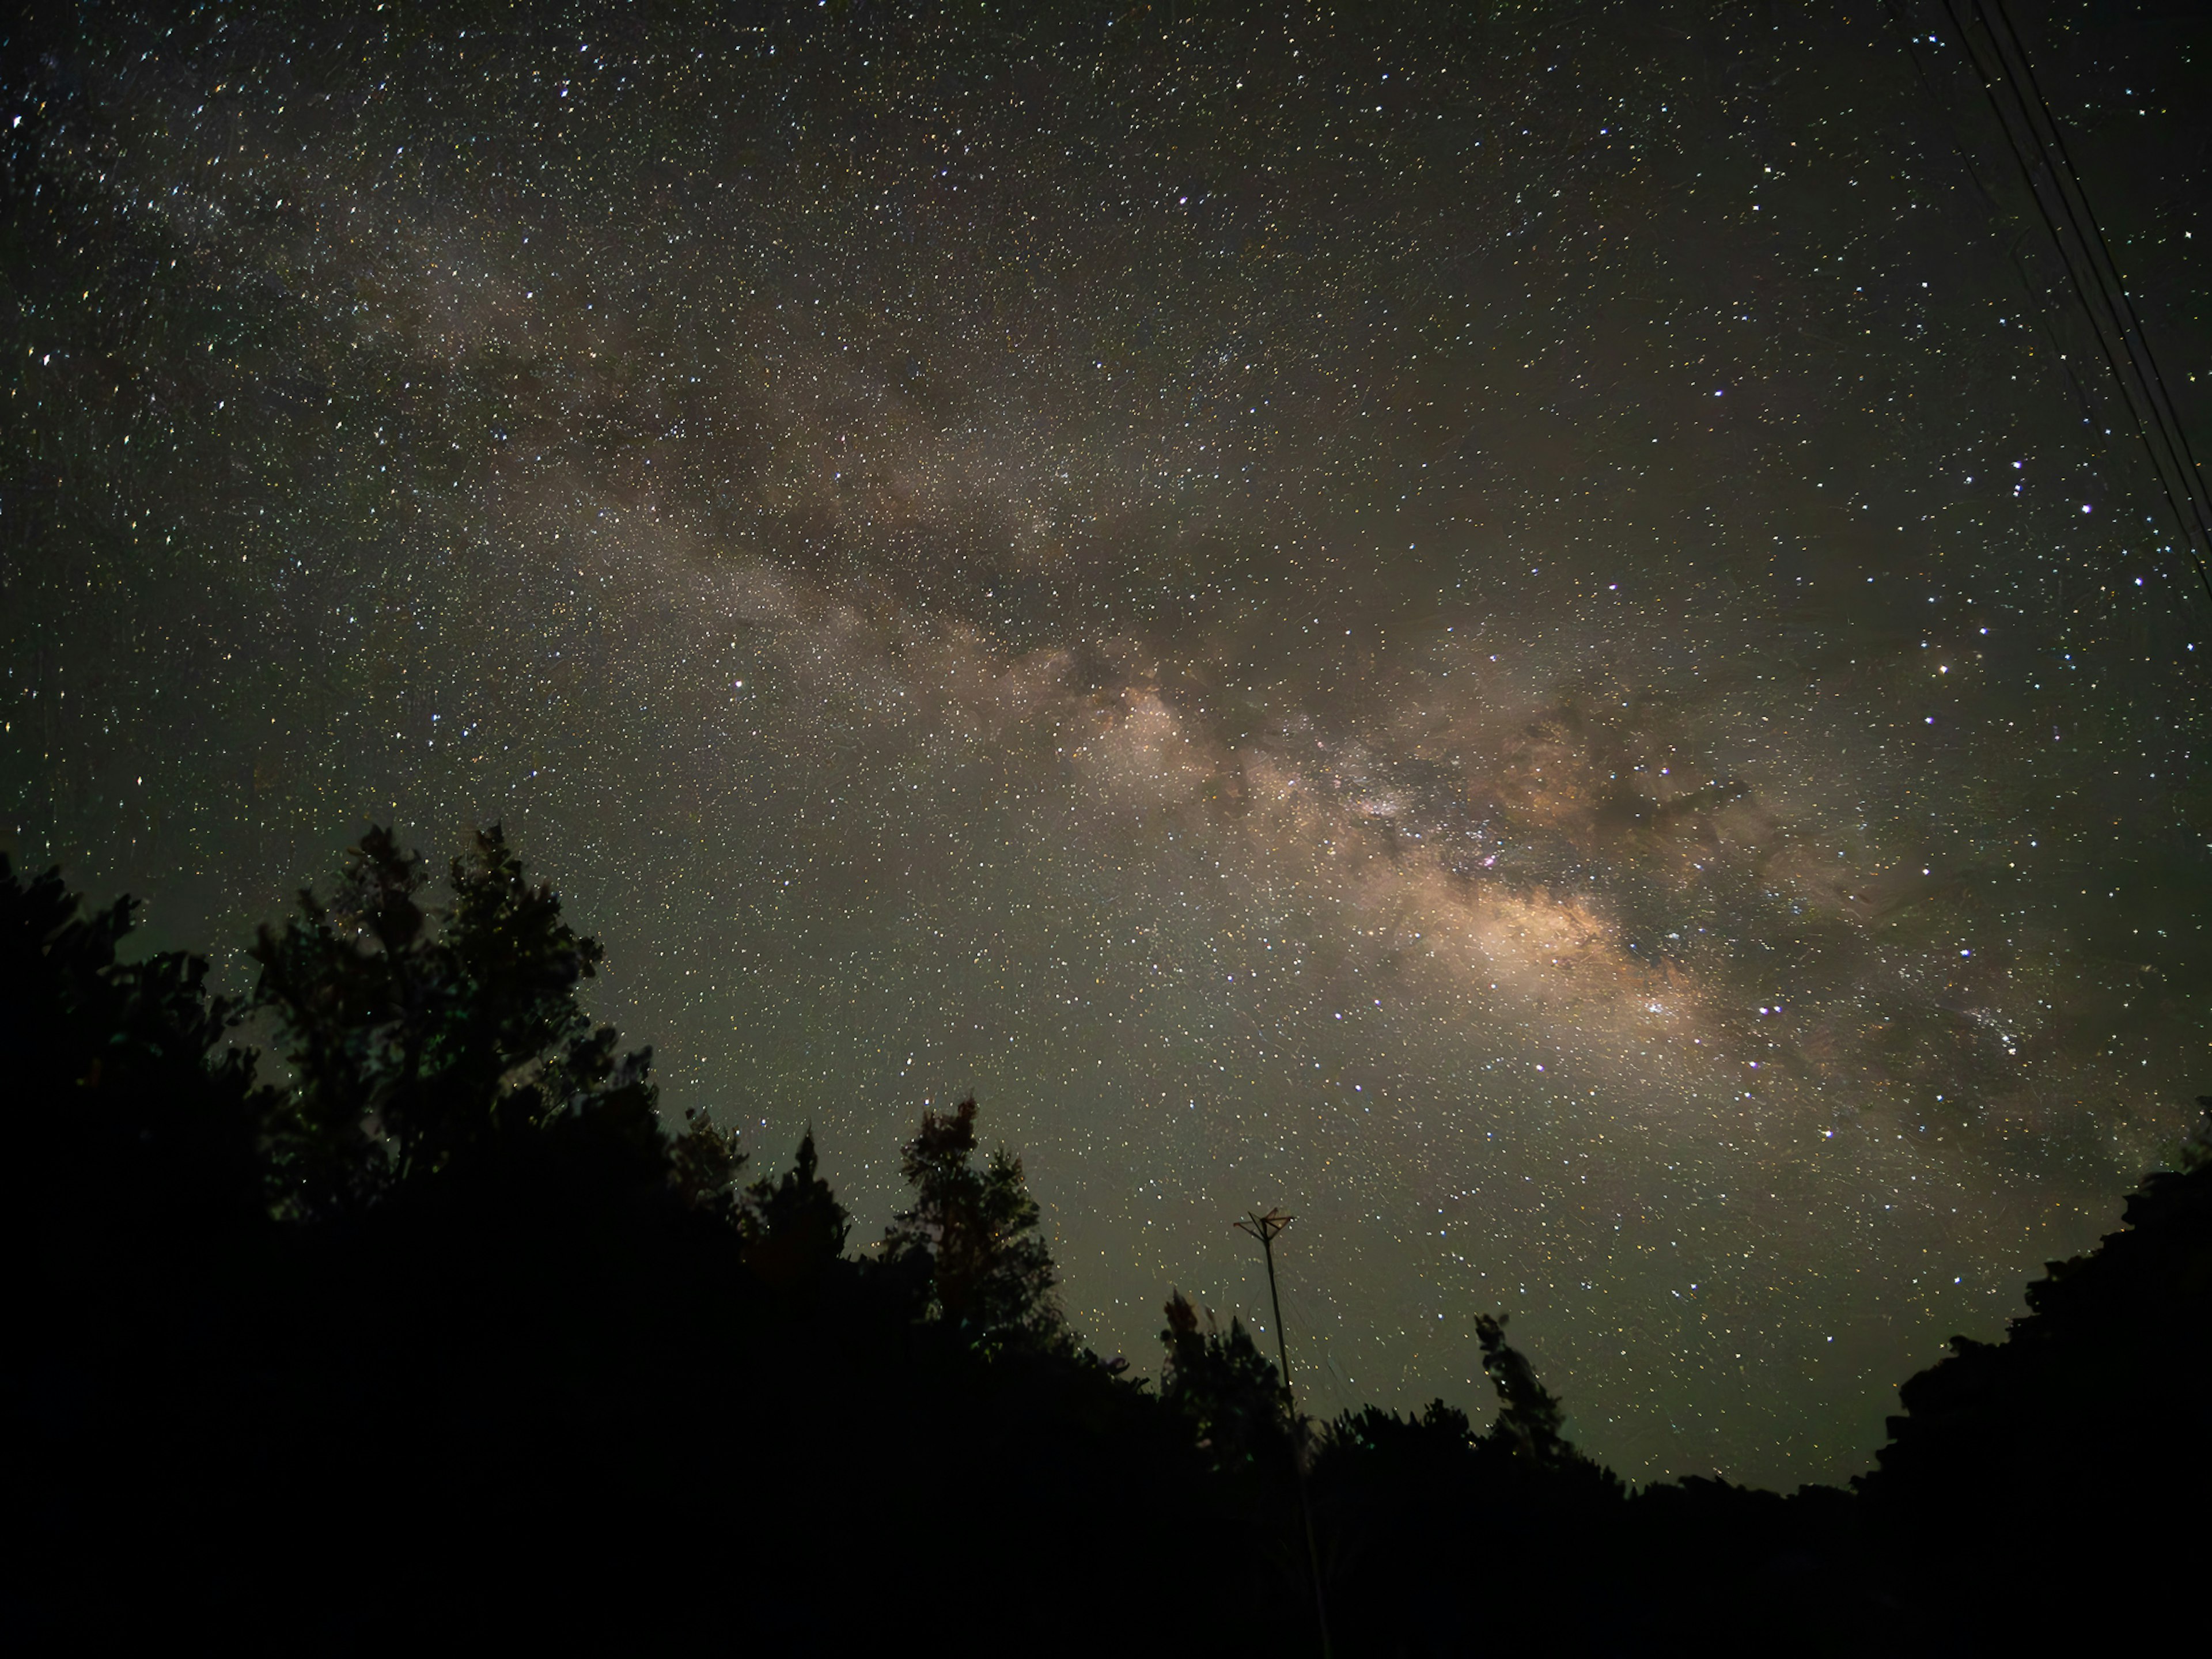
[24,814,2204,1652]
[1159,1289,1293,1474]
[1862,1099,2212,1643]
[743,1127,852,1292]
[1474,1312,1573,1467]
[670,1104,749,1221]
[881,1098,1062,1351]
[3,854,272,1350]
[251,824,662,1214]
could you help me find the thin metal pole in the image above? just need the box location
[1238,1209,1333,1659]
[1260,1232,1294,1400]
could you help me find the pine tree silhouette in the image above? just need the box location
[743,1127,852,1291]
[882,1097,1062,1351]
[1474,1312,1571,1467]
[1159,1289,1293,1474]
[669,1105,749,1221]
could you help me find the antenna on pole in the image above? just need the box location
[1234,1207,1300,1407]
[1234,1206,1333,1659]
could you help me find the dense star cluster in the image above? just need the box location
[3,1,2207,1487]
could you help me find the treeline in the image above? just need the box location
[5,828,2206,1652]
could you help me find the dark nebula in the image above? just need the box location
[5,1,2208,1486]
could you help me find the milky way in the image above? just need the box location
[6,1,2209,1486]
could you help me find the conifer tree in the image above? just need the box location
[1474,1313,1573,1468]
[669,1105,749,1221]
[882,1098,1060,1350]
[743,1128,851,1291]
[1159,1290,1292,1473]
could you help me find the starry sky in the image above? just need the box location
[6,1,2210,1488]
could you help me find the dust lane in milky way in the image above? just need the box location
[5,1,2209,1486]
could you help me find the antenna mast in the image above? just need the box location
[1235,1206,1332,1659]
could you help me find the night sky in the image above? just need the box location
[6,1,2210,1488]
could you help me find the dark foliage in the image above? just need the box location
[881,1096,1063,1352]
[1306,1330,1633,1650]
[249,825,662,1217]
[739,1126,849,1294]
[1476,1310,1589,1475]
[669,1101,749,1221]
[6,834,1234,1650]
[6,825,2204,1653]
[2,853,274,1358]
[1858,1101,2212,1645]
[1159,1289,1295,1475]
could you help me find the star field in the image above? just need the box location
[4,1,2209,1486]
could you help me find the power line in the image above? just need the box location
[1945,1,2212,598]
[1981,0,2212,537]
[1962,0,2207,560]
[1929,0,2212,602]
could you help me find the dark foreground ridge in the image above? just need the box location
[6,828,2208,1652]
